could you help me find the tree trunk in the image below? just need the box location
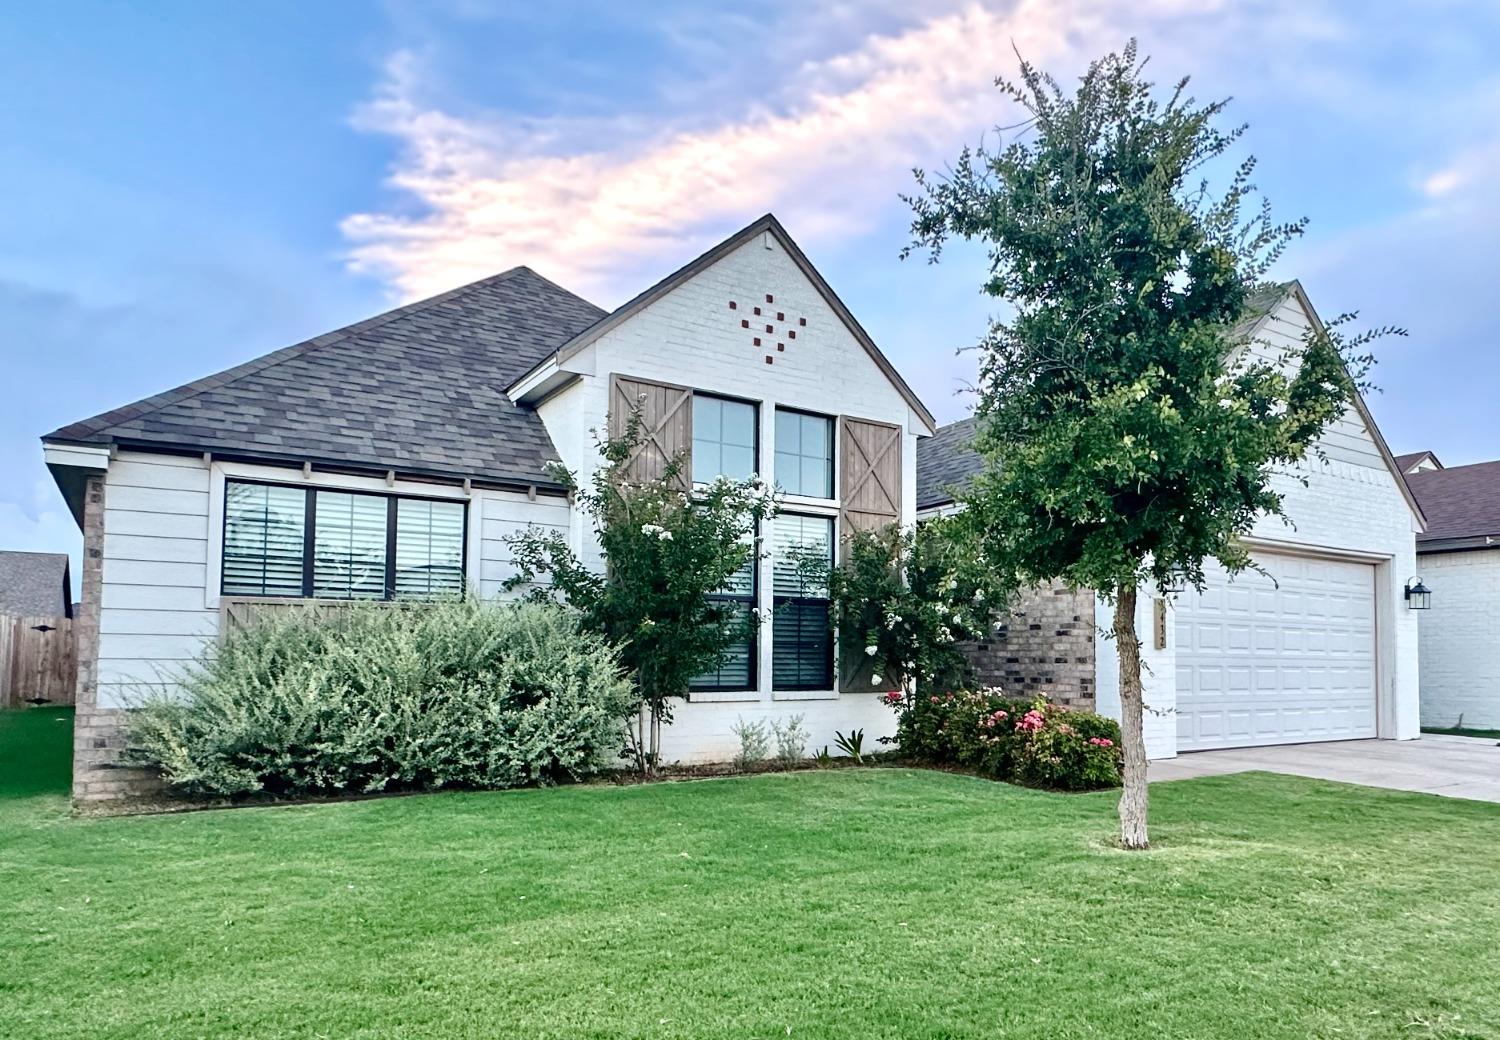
[1113,582,1150,849]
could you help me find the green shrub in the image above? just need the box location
[126,599,636,798]
[887,688,1122,790]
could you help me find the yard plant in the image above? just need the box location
[906,42,1400,846]
[125,598,634,797]
[5,709,1500,1038]
[508,412,777,773]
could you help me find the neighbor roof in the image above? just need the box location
[916,417,982,510]
[43,267,606,489]
[1407,460,1500,547]
[0,552,72,618]
[1394,450,1443,474]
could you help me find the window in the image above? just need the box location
[223,482,306,597]
[772,513,834,690]
[775,409,833,499]
[689,551,757,692]
[692,393,757,484]
[222,480,466,600]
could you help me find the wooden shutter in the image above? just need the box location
[839,417,902,546]
[609,375,693,489]
[838,417,903,691]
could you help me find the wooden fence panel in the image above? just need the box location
[0,615,76,708]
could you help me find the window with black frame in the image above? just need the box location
[774,408,833,499]
[222,480,465,600]
[689,552,757,692]
[772,513,834,690]
[692,393,757,484]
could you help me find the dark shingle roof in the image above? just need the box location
[1407,461,1500,544]
[916,417,982,509]
[1394,450,1443,474]
[0,552,71,618]
[43,268,606,488]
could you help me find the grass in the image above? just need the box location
[3,710,1500,1038]
[1423,725,1500,741]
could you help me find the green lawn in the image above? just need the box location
[1423,725,1500,741]
[4,710,1500,1039]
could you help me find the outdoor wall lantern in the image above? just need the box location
[1404,577,1433,610]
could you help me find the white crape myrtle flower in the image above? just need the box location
[864,645,879,657]
[872,674,883,685]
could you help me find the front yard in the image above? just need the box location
[3,709,1499,1039]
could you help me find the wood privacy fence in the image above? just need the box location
[0,615,76,708]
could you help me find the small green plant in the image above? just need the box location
[770,714,808,767]
[732,717,770,770]
[833,728,865,764]
[812,746,833,767]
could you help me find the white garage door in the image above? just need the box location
[1174,552,1377,751]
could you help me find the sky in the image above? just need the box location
[3,0,1498,595]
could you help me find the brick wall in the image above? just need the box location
[71,473,163,807]
[1417,548,1500,729]
[959,581,1096,709]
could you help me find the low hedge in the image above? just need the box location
[884,687,1122,791]
[126,599,636,798]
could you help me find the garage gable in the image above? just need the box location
[1238,282,1426,531]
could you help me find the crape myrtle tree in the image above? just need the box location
[506,411,777,775]
[905,42,1399,848]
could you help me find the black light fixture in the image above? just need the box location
[1404,577,1432,610]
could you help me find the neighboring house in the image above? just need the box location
[1402,455,1500,729]
[0,551,73,619]
[917,281,1426,760]
[43,214,935,803]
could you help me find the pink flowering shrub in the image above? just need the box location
[888,687,1121,790]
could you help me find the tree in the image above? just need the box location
[506,412,777,774]
[905,42,1399,847]
[810,518,1009,695]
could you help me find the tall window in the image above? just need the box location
[222,480,466,600]
[689,552,757,692]
[692,393,757,484]
[772,513,834,690]
[775,409,834,499]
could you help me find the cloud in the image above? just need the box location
[343,0,1223,303]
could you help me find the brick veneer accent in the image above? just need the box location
[959,581,1096,709]
[71,473,163,807]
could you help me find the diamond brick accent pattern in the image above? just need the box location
[727,295,808,366]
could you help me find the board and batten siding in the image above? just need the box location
[94,449,570,709]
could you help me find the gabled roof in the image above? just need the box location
[1407,460,1500,548]
[0,551,72,618]
[43,268,605,489]
[912,282,1426,530]
[1394,450,1443,474]
[916,416,981,510]
[508,213,936,433]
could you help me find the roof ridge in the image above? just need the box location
[44,266,560,443]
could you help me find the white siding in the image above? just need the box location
[94,451,573,709]
[97,451,216,708]
[476,489,571,598]
[1417,549,1500,730]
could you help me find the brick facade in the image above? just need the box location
[960,581,1096,709]
[71,474,163,807]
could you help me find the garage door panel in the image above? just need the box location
[1175,552,1376,751]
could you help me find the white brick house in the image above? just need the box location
[1399,454,1500,730]
[919,282,1427,759]
[43,215,935,800]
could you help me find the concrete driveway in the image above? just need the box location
[1150,733,1500,803]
